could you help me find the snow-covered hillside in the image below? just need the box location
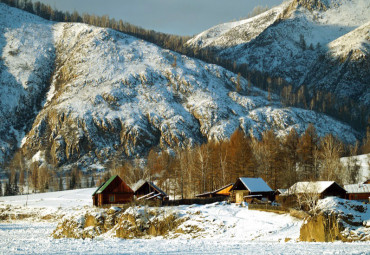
[0,4,55,164]
[0,188,301,241]
[0,3,360,170]
[187,0,370,117]
[341,153,369,183]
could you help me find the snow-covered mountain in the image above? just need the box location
[0,3,359,170]
[187,0,370,122]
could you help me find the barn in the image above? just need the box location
[286,181,346,199]
[134,181,168,201]
[195,183,233,198]
[344,183,370,201]
[230,177,274,203]
[92,175,134,206]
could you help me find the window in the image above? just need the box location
[109,195,115,202]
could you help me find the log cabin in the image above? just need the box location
[230,177,274,203]
[92,175,134,206]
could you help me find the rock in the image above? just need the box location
[300,212,345,242]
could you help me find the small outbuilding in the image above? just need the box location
[196,183,233,198]
[344,183,370,201]
[230,177,274,203]
[134,181,168,201]
[92,175,134,206]
[275,188,288,202]
[286,181,346,199]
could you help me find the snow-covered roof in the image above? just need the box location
[288,181,337,194]
[344,184,370,194]
[131,179,146,193]
[133,180,167,196]
[276,189,288,195]
[238,177,273,192]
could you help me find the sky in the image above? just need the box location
[36,0,283,36]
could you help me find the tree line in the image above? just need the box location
[1,0,367,133]
[2,125,369,197]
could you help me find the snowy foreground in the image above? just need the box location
[1,189,370,254]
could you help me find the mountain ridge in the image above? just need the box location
[186,0,370,127]
[0,3,360,171]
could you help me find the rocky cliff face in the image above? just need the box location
[0,3,360,171]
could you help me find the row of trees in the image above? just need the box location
[110,125,366,199]
[2,126,369,197]
[0,162,96,196]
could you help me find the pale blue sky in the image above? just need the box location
[37,0,283,35]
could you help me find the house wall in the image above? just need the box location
[98,193,133,206]
[235,190,249,203]
[347,193,370,201]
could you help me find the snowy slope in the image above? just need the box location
[0,3,55,163]
[0,3,360,170]
[340,153,370,183]
[187,0,370,116]
[0,188,301,241]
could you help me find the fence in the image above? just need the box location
[248,203,288,213]
[162,196,228,206]
[97,196,228,208]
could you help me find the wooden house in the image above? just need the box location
[230,177,274,203]
[134,181,168,201]
[344,184,370,201]
[195,183,233,198]
[286,181,346,199]
[92,175,134,206]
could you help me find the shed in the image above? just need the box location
[134,181,168,201]
[92,175,134,206]
[275,188,288,201]
[195,183,233,198]
[286,181,346,199]
[344,183,370,201]
[230,177,274,203]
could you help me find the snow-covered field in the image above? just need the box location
[1,222,370,255]
[1,189,370,254]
